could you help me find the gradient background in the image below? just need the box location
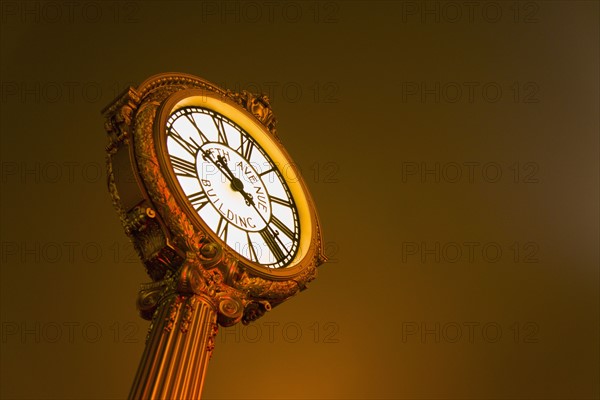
[1,1,598,399]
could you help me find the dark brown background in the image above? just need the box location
[1,1,598,399]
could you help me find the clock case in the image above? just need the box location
[102,73,326,327]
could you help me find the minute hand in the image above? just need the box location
[245,191,289,264]
[204,150,256,206]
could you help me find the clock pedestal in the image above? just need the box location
[128,255,226,400]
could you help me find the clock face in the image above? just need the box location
[164,106,300,269]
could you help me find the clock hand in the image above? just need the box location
[243,191,288,253]
[216,155,242,189]
[202,150,287,261]
[217,155,256,206]
[201,149,234,181]
[201,149,255,206]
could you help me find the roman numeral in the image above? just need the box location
[169,127,200,156]
[259,167,276,177]
[216,217,228,242]
[188,191,209,211]
[213,117,229,145]
[246,233,258,262]
[260,228,285,262]
[271,216,294,240]
[185,113,210,143]
[238,135,254,160]
[171,156,197,178]
[270,196,292,207]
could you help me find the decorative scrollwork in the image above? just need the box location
[216,293,244,327]
[103,73,325,328]
[226,90,278,138]
[242,301,272,325]
[177,256,208,295]
[164,295,183,333]
[102,88,140,152]
[124,206,156,234]
[180,296,197,334]
[198,239,223,269]
[137,280,169,320]
[206,322,219,357]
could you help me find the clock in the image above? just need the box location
[103,72,326,317]
[161,104,300,269]
[102,73,326,399]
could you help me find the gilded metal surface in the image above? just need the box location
[103,73,325,324]
[102,73,326,399]
[227,90,278,138]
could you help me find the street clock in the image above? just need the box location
[102,73,326,399]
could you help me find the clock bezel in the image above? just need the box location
[152,88,319,279]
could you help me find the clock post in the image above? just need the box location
[128,270,218,399]
[101,73,326,399]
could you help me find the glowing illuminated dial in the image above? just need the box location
[165,106,300,269]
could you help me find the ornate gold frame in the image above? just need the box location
[102,72,327,326]
[154,90,315,278]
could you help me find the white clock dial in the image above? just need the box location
[165,106,300,269]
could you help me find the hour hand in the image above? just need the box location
[215,155,234,178]
[214,154,255,206]
[202,150,234,181]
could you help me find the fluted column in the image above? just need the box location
[129,293,218,400]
